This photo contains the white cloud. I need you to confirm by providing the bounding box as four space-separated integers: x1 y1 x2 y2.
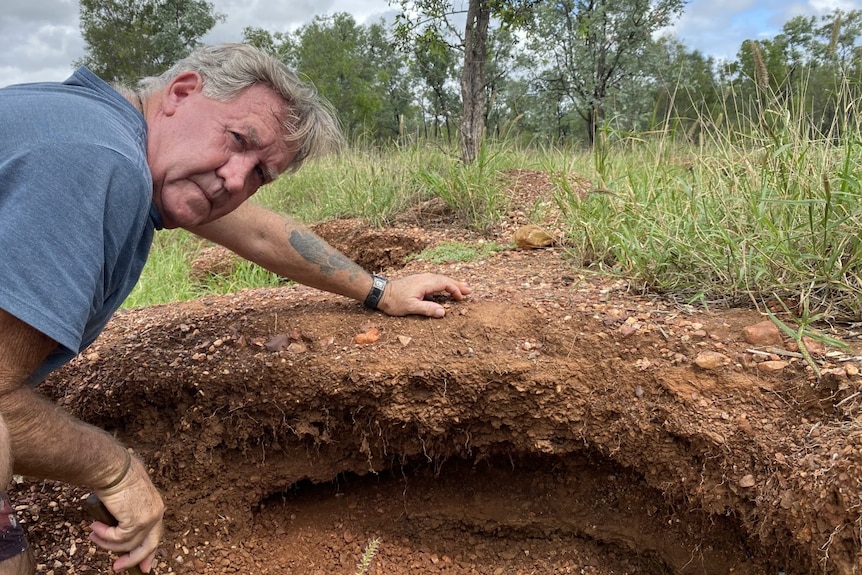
809 0 859 10
0 0 82 86
669 0 862 62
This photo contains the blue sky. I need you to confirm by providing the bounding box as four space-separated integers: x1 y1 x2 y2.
0 0 859 87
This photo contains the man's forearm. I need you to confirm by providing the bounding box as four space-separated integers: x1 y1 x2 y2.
2 386 130 488
189 202 375 302
0 310 129 489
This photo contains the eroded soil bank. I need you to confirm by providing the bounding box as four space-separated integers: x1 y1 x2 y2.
26 243 862 575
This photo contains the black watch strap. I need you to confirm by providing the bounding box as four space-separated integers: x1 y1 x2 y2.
363 274 388 310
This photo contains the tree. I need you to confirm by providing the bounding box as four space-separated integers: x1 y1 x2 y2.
290 13 383 137
244 15 412 142
722 9 862 136
647 36 720 141
527 0 686 145
363 20 417 140
77 0 223 83
459 0 492 164
483 26 532 140
394 0 538 164
409 27 460 139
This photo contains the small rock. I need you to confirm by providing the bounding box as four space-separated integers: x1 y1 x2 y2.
694 351 731 370
619 324 638 337
397 335 412 346
513 224 554 249
742 320 782 346
286 342 307 354
264 334 290 352
354 327 381 345
757 360 788 373
801 336 826 355
739 474 756 488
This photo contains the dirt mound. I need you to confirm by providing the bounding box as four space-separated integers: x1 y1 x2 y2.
17 170 862 574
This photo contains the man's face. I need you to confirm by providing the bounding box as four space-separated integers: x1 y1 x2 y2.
147 72 296 229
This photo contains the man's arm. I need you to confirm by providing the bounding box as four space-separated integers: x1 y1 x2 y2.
189 202 471 317
0 310 163 572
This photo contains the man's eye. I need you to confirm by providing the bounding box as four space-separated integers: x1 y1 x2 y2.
231 132 245 146
255 166 266 182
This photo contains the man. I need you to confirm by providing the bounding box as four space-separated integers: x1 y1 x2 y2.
0 43 470 574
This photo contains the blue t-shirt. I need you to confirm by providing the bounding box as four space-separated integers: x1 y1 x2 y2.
0 67 161 384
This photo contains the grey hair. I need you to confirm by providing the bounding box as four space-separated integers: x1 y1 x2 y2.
137 43 343 174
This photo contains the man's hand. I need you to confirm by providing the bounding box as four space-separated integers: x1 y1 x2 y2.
377 273 471 318
90 456 165 573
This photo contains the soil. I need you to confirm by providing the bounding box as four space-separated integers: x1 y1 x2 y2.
17 169 862 574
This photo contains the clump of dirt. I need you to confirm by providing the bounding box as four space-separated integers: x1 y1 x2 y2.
18 169 862 574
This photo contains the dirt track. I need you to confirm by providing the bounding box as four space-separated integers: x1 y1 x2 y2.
17 171 862 574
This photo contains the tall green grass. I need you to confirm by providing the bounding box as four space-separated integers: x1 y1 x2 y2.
547 81 862 320
123 230 286 308
128 77 862 322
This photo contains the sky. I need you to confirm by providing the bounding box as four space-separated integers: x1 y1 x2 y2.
1 0 859 88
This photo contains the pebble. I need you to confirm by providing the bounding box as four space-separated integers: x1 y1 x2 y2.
694 351 731 370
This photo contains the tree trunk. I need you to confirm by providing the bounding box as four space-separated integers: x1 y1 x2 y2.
460 0 491 164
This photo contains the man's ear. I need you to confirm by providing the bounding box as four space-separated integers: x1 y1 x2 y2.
162 71 203 116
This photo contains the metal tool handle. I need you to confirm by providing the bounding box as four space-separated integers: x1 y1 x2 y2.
85 493 145 575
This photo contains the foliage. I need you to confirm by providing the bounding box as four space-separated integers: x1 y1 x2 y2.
76 0 224 83
130 122 862 324
409 27 460 140
394 0 539 163
415 144 513 231
549 74 862 321
407 240 507 264
525 0 686 145
244 15 415 142
719 9 862 137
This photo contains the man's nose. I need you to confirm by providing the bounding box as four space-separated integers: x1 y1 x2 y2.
219 154 257 193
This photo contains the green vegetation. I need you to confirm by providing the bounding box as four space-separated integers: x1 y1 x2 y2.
89 1 860 325
124 231 206 308
77 0 223 83
407 241 507 264
123 231 284 308
129 86 862 323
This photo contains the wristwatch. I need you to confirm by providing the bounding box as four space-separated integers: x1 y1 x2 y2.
363 274 388 310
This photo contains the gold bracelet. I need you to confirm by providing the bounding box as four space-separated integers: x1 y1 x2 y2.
100 449 132 491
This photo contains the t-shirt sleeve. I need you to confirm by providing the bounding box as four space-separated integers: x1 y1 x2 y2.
0 143 147 353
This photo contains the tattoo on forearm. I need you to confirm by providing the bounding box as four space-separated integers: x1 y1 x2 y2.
289 229 362 279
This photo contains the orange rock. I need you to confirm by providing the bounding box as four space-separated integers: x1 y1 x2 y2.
801 336 825 355
742 320 782 346
354 327 380 345
757 360 788 373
